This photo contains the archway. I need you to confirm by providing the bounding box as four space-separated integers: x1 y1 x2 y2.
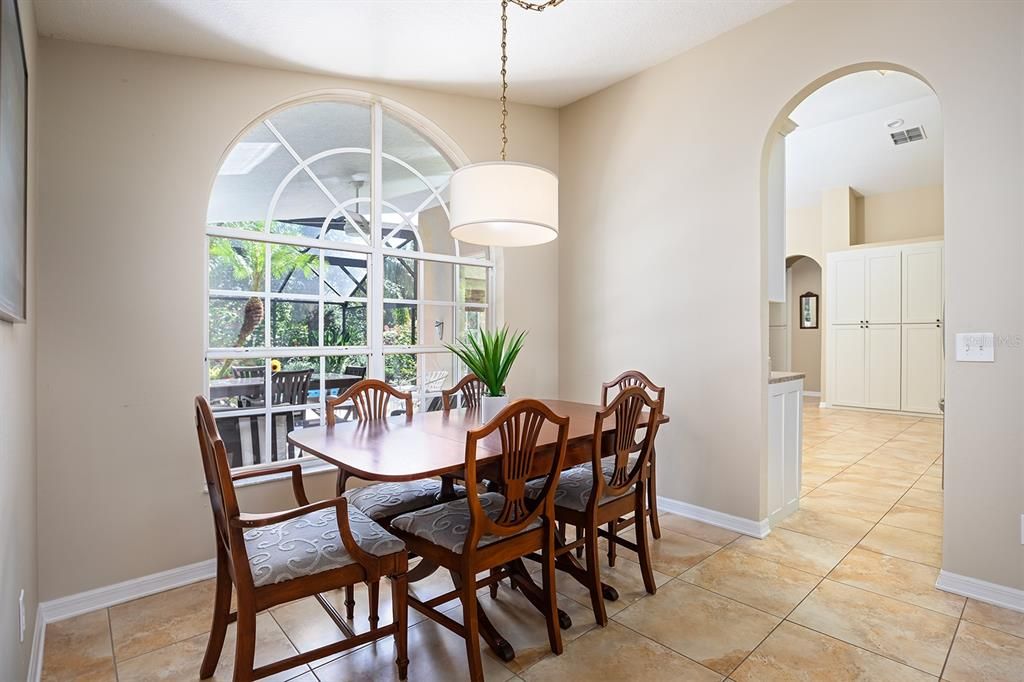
761 66 946 561
786 255 823 396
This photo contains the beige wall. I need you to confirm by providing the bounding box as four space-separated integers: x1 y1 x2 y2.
559 0 1023 590
858 184 943 244
34 38 559 600
789 185 944 262
786 205 821 262
787 257 821 393
0 1 37 677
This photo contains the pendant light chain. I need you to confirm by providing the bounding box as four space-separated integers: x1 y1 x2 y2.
498 0 565 161
500 0 509 161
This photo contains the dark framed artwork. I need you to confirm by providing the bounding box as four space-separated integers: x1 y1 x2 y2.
0 0 26 322
799 291 819 329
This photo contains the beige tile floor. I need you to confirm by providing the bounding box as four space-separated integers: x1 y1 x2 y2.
42 400 1024 681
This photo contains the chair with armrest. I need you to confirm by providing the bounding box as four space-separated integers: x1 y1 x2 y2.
389 400 570 682
194 395 409 681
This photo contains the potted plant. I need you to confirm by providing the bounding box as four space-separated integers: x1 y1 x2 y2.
444 326 526 410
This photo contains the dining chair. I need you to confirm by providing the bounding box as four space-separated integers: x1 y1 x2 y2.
232 364 267 409
326 379 455 626
231 365 266 379
389 400 570 682
272 369 315 457
531 386 662 626
194 396 410 681
601 370 666 565
344 364 367 378
441 373 488 411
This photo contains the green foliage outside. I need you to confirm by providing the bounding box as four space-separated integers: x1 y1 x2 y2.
207 221 486 390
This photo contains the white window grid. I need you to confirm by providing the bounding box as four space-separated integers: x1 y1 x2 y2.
205 99 495 471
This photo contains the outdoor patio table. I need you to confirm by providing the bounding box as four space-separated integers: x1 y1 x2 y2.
209 372 362 402
287 399 669 663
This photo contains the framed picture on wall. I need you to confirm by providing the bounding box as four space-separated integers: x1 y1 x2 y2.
799 291 818 329
0 0 26 322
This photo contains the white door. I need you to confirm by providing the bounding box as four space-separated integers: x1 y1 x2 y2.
831 325 866 407
830 252 866 325
902 323 944 414
903 243 944 323
865 248 902 324
866 324 902 410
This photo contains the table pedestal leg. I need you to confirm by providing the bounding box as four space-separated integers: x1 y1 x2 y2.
506 559 573 629
448 570 516 662
407 557 441 583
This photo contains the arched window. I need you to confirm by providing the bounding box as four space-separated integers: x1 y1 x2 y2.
205 97 493 469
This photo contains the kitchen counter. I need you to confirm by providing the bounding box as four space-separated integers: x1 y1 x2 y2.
769 371 806 384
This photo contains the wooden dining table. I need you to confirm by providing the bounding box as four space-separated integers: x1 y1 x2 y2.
288 399 670 662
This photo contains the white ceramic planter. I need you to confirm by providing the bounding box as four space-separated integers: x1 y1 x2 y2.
479 394 510 420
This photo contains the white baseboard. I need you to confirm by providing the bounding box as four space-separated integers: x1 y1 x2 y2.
28 558 215 681
39 558 216 625
27 604 45 682
936 570 1024 613
803 390 821 397
657 496 771 538
818 401 831 408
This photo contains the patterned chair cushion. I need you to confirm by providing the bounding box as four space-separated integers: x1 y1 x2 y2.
244 504 404 587
391 492 541 553
344 479 463 521
602 453 640 477
526 461 636 512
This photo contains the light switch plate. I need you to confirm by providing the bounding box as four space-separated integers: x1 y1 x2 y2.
955 332 994 362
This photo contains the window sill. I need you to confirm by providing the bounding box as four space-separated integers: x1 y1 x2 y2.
200 461 336 494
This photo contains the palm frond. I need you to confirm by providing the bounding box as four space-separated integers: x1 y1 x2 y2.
444 325 527 397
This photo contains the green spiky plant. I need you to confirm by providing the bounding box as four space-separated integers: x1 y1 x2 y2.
444 326 526 397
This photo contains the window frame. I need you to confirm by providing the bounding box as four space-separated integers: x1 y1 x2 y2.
204 95 498 473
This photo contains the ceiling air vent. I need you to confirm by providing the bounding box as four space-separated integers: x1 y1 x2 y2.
890 126 927 146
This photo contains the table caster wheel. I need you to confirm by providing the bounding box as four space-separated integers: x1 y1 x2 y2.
495 639 516 662
558 609 572 629
602 585 619 602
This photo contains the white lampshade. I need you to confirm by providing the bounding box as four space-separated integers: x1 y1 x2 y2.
449 162 558 247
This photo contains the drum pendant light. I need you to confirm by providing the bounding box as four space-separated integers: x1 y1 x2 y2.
449 0 562 247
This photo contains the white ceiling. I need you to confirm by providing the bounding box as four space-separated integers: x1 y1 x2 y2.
787 72 942 209
33 0 789 108
790 70 935 129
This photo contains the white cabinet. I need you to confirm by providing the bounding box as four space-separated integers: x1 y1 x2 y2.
865 250 902 323
826 241 943 414
830 252 866 324
866 325 902 410
903 244 944 323
829 324 901 410
829 248 901 324
831 326 867 406
902 324 944 414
